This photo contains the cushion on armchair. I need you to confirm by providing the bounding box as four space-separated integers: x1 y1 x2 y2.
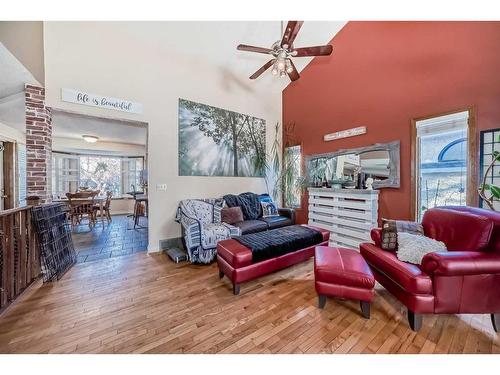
396 232 447 265
381 219 424 251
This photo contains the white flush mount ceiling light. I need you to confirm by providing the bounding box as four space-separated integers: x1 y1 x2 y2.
82 135 99 143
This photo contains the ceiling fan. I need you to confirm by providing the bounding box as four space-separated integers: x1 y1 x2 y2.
237 21 333 82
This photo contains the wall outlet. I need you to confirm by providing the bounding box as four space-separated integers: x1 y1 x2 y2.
156 183 167 191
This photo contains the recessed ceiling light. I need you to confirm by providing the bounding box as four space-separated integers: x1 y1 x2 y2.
82 135 99 143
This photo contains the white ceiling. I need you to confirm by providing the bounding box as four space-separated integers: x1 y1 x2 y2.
109 21 346 89
1 21 346 139
0 42 39 131
52 110 147 145
0 42 39 98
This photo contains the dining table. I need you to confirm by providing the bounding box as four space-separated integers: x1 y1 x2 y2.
53 196 108 225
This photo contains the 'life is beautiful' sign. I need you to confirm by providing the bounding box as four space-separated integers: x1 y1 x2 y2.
61 88 143 114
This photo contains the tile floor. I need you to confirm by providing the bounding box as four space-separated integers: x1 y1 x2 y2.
72 214 148 263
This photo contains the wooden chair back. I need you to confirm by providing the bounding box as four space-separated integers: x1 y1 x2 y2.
66 192 95 215
104 191 113 210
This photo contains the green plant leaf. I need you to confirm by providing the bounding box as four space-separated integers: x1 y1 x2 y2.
490 185 500 199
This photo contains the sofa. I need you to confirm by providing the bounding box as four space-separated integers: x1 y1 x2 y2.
360 206 500 332
176 192 295 264
223 192 295 234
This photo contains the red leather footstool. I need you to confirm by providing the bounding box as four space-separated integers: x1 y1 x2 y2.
314 246 375 319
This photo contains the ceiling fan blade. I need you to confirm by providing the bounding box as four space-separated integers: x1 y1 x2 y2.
281 21 303 48
237 44 273 54
293 45 333 57
287 59 300 82
250 59 276 80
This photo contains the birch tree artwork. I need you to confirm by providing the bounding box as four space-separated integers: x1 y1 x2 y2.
178 98 266 177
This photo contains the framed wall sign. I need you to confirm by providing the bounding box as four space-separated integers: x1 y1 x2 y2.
61 88 143 114
324 126 367 142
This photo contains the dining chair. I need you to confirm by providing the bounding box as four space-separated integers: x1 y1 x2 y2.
94 191 113 224
66 192 96 228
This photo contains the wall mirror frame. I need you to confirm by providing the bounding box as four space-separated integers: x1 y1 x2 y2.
305 140 401 189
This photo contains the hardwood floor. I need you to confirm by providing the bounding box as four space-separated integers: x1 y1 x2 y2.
0 252 498 354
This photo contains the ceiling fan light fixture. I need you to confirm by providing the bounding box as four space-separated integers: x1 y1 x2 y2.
82 135 99 143
237 21 332 81
277 60 286 71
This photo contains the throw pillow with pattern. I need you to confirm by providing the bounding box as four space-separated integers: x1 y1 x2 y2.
261 201 279 217
381 219 424 251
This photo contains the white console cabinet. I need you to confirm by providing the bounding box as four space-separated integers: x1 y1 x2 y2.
308 188 379 250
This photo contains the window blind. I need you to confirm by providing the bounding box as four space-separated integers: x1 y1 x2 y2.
416 111 468 137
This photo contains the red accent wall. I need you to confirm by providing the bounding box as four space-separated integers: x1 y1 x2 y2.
283 21 500 224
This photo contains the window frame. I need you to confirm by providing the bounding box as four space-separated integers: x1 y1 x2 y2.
410 107 478 221
282 143 303 209
51 151 144 198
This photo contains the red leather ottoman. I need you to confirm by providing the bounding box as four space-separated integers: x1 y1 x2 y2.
314 246 375 319
217 225 330 295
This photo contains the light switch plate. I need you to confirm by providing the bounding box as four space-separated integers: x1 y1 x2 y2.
156 183 167 191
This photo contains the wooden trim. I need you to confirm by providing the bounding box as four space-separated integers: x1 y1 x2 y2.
410 119 418 221
410 106 478 221
2 142 15 210
467 107 478 207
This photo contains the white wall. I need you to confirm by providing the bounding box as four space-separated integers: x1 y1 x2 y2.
43 22 282 251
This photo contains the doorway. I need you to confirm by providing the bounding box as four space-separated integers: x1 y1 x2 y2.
0 140 16 210
51 109 149 263
411 108 477 220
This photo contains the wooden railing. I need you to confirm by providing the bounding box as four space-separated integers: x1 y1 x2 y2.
0 206 40 312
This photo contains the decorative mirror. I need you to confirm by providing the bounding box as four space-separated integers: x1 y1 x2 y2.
305 140 400 189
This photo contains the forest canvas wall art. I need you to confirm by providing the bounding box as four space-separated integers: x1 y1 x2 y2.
178 98 266 177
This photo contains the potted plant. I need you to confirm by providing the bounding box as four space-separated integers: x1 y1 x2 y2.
257 122 306 207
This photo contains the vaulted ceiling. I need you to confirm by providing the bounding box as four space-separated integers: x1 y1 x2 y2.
0 21 346 143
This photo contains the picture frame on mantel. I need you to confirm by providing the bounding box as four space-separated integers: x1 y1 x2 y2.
304 140 401 189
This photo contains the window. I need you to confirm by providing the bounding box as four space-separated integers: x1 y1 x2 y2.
415 111 469 220
52 153 144 198
283 145 302 208
122 158 143 193
52 154 79 198
80 155 122 195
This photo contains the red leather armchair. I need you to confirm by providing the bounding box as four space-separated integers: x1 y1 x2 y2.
360 207 500 332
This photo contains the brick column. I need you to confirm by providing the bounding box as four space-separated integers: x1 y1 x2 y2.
25 84 52 203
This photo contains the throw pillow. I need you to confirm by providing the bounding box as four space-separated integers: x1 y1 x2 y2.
221 206 244 225
381 219 424 251
261 201 279 217
258 193 273 203
396 232 447 265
